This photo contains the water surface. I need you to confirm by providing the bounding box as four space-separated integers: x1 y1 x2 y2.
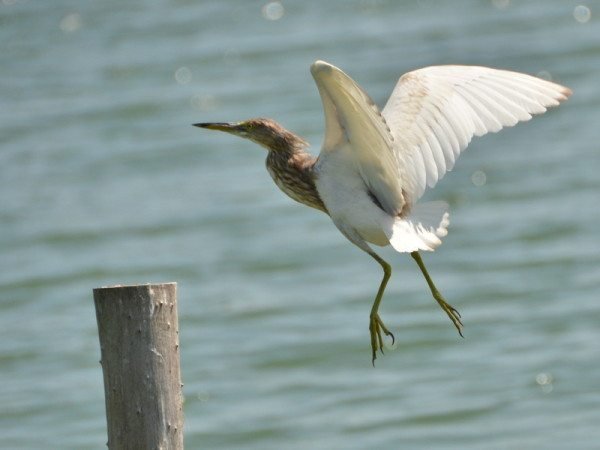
1 1 599 448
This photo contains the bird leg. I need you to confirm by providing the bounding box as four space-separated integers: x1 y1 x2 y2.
411 251 464 336
368 252 395 365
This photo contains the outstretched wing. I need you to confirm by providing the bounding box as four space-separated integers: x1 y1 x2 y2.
381 65 572 203
311 60 406 216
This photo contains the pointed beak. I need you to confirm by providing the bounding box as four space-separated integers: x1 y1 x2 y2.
193 122 238 132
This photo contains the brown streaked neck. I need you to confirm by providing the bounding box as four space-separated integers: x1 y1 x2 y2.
264 134 328 214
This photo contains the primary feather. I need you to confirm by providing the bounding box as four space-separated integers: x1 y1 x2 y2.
381 65 572 206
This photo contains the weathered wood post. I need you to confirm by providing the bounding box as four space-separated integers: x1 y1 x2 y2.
93 283 184 450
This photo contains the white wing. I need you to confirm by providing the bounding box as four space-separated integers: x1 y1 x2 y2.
311 60 406 216
381 65 572 203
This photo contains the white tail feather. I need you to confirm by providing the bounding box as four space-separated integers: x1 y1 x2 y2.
388 201 450 252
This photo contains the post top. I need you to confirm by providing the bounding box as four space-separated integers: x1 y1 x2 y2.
93 282 177 293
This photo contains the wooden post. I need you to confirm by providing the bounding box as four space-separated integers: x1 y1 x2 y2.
93 283 183 450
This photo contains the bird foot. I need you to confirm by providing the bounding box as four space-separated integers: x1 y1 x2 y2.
433 291 464 337
369 313 395 365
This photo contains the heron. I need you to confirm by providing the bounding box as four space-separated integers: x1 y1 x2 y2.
195 60 571 364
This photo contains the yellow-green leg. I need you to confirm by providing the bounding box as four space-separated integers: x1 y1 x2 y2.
368 251 395 365
411 251 464 336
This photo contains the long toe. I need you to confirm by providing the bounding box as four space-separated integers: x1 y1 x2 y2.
434 292 464 336
369 314 395 365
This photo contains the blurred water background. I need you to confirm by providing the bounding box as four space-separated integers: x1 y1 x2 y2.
1 0 599 448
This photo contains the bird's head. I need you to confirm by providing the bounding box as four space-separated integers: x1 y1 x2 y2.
194 118 307 152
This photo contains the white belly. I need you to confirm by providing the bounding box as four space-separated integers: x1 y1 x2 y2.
315 149 393 247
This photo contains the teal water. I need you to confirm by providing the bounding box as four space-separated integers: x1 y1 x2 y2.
1 1 599 448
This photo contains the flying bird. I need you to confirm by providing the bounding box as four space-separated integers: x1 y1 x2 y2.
196 60 571 364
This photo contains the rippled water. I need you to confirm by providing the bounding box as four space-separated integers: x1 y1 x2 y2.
1 1 599 448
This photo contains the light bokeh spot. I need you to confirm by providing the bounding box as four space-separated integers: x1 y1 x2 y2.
536 372 554 393
262 1 284 21
573 5 591 23
471 170 487 187
175 66 192 85
59 12 82 33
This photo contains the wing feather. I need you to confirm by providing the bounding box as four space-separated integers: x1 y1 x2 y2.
455 86 503 133
311 62 571 217
382 65 571 203
312 61 406 215
421 119 446 175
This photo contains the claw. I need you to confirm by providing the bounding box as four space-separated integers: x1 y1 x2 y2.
433 290 464 337
369 314 395 365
